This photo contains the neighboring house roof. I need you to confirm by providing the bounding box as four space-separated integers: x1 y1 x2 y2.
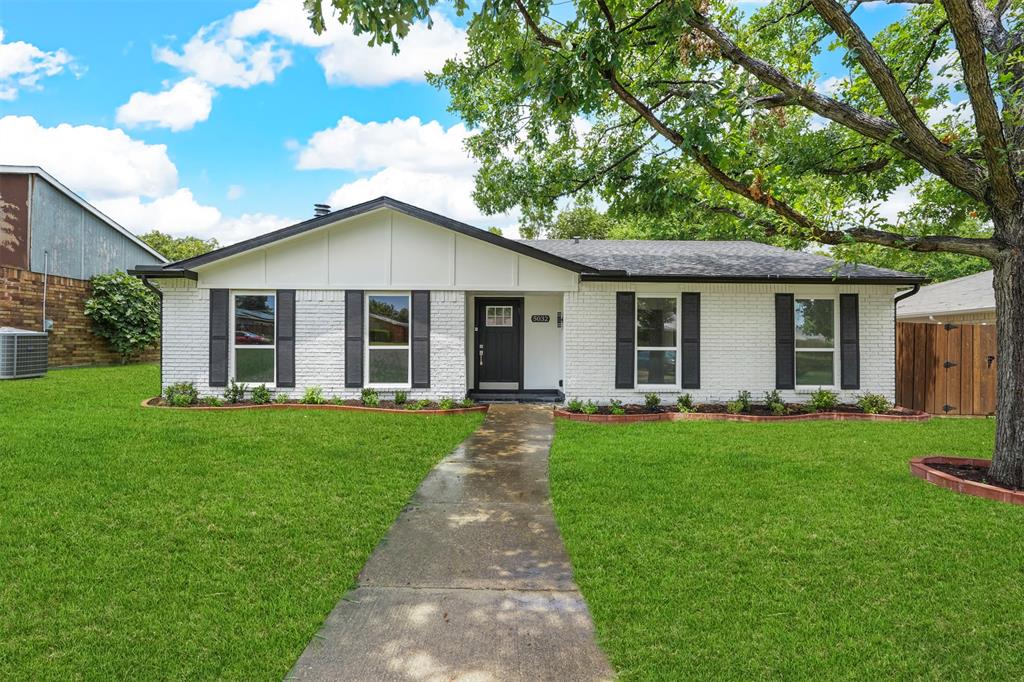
132 195 924 284
0 165 168 263
897 269 994 319
521 239 926 284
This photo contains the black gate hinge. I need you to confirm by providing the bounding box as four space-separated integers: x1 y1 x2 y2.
943 404 955 413
943 360 958 368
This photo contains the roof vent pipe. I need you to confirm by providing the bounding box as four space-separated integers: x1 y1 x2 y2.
313 203 331 218
572 235 581 243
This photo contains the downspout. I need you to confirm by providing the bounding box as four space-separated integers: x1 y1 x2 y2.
893 284 921 405
41 250 48 333
140 275 163 396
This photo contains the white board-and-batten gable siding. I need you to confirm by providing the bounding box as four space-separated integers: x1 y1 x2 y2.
194 208 578 292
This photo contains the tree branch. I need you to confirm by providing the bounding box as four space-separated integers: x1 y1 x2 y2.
687 12 989 201
817 227 1003 258
595 0 616 32
511 0 562 47
942 0 1020 213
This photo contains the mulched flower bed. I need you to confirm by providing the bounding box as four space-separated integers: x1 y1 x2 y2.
909 456 1024 505
141 397 488 415
557 403 929 423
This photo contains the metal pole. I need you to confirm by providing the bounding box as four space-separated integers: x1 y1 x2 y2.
42 250 48 333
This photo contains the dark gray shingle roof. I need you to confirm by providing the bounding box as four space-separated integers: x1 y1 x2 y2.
519 239 925 283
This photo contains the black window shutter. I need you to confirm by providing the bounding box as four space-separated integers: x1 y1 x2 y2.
345 290 364 388
276 290 296 388
209 289 229 387
615 292 635 389
411 291 430 388
839 293 860 389
681 293 700 389
775 293 795 389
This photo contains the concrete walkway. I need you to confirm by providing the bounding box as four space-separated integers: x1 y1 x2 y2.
288 404 614 681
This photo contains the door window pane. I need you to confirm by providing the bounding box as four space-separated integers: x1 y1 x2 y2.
637 297 677 347
369 295 410 345
795 299 834 348
236 348 274 382
369 348 409 384
638 350 677 385
796 351 834 386
235 295 275 345
486 305 513 327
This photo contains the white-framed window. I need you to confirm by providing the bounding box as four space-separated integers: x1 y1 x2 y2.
485 305 513 327
636 294 678 387
794 297 837 387
366 292 411 387
232 292 276 384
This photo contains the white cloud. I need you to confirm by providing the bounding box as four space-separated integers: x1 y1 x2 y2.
154 24 291 89
0 27 77 100
226 184 246 200
94 189 295 244
297 116 473 173
229 0 333 47
816 76 846 97
116 77 215 132
876 184 915 224
0 115 178 199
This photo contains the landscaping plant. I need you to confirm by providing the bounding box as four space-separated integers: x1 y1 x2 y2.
582 400 599 415
644 393 661 410
393 390 408 405
460 397 474 408
301 386 326 405
857 393 892 415
199 396 223 407
764 390 786 416
809 388 840 412
566 398 584 414
83 271 160 362
438 397 456 410
223 380 246 404
360 388 380 407
677 394 695 413
164 382 198 407
273 394 289 404
250 384 271 405
609 399 625 416
727 390 752 415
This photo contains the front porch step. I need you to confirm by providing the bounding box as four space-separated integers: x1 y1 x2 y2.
468 390 564 404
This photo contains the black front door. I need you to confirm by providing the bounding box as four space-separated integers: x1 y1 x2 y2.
475 298 523 389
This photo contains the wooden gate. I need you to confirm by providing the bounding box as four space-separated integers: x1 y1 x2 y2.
896 322 997 415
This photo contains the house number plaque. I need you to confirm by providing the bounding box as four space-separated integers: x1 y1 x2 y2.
531 315 550 323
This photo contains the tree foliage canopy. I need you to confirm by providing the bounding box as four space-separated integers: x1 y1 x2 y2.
84 271 160 362
140 231 219 262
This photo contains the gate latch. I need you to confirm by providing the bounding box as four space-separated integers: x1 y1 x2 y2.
943 360 958 369
987 355 996 368
942 404 955 413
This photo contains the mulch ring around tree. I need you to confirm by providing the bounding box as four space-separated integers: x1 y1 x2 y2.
910 456 1024 505
556 404 930 423
141 397 489 415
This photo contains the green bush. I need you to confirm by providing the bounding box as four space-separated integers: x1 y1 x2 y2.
83 271 160 362
460 397 474 408
764 390 786 415
200 396 223 407
164 382 198 407
857 392 892 414
809 388 839 411
223 380 246 404
726 390 752 414
361 388 380 407
302 386 325 405
251 384 271 405
609 399 625 415
405 399 431 411
273 393 290 404
644 393 661 409
582 400 599 415
677 393 695 413
566 398 584 413
438 397 456 410
329 397 345 405
393 390 408 405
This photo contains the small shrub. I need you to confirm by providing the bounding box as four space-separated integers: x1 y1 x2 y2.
566 398 584 413
438 397 456 410
393 390 408 405
164 382 198 407
329 397 345 405
200 396 223 407
223 379 246 404
404 401 421 411
809 388 839 411
857 392 892 414
460 397 475 408
361 388 380 407
763 389 786 415
644 392 661 409
274 393 290 404
677 393 695 413
582 400 599 415
418 399 432 409
609 399 625 415
726 390 752 414
251 384 271 405
302 386 326 405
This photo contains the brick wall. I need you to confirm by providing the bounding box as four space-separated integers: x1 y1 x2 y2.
160 282 467 399
1 266 158 368
563 281 898 404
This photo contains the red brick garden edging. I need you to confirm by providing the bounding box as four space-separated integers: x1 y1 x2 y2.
142 397 489 415
554 408 930 423
909 456 1024 505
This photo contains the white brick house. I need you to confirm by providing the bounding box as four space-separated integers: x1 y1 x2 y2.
132 197 925 404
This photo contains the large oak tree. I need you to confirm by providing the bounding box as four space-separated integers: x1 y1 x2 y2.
307 0 1024 484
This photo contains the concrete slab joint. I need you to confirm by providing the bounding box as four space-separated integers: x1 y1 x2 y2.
288 404 614 681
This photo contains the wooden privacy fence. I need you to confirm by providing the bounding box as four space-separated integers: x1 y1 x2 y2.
896 322 997 416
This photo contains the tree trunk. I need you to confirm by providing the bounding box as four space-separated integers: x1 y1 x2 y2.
986 212 1024 488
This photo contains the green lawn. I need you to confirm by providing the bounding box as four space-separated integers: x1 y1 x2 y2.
0 364 482 679
549 417 1023 680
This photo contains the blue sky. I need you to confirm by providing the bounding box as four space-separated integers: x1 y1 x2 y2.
0 0 911 244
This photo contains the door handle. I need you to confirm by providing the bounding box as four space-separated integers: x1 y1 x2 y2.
478 347 484 366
